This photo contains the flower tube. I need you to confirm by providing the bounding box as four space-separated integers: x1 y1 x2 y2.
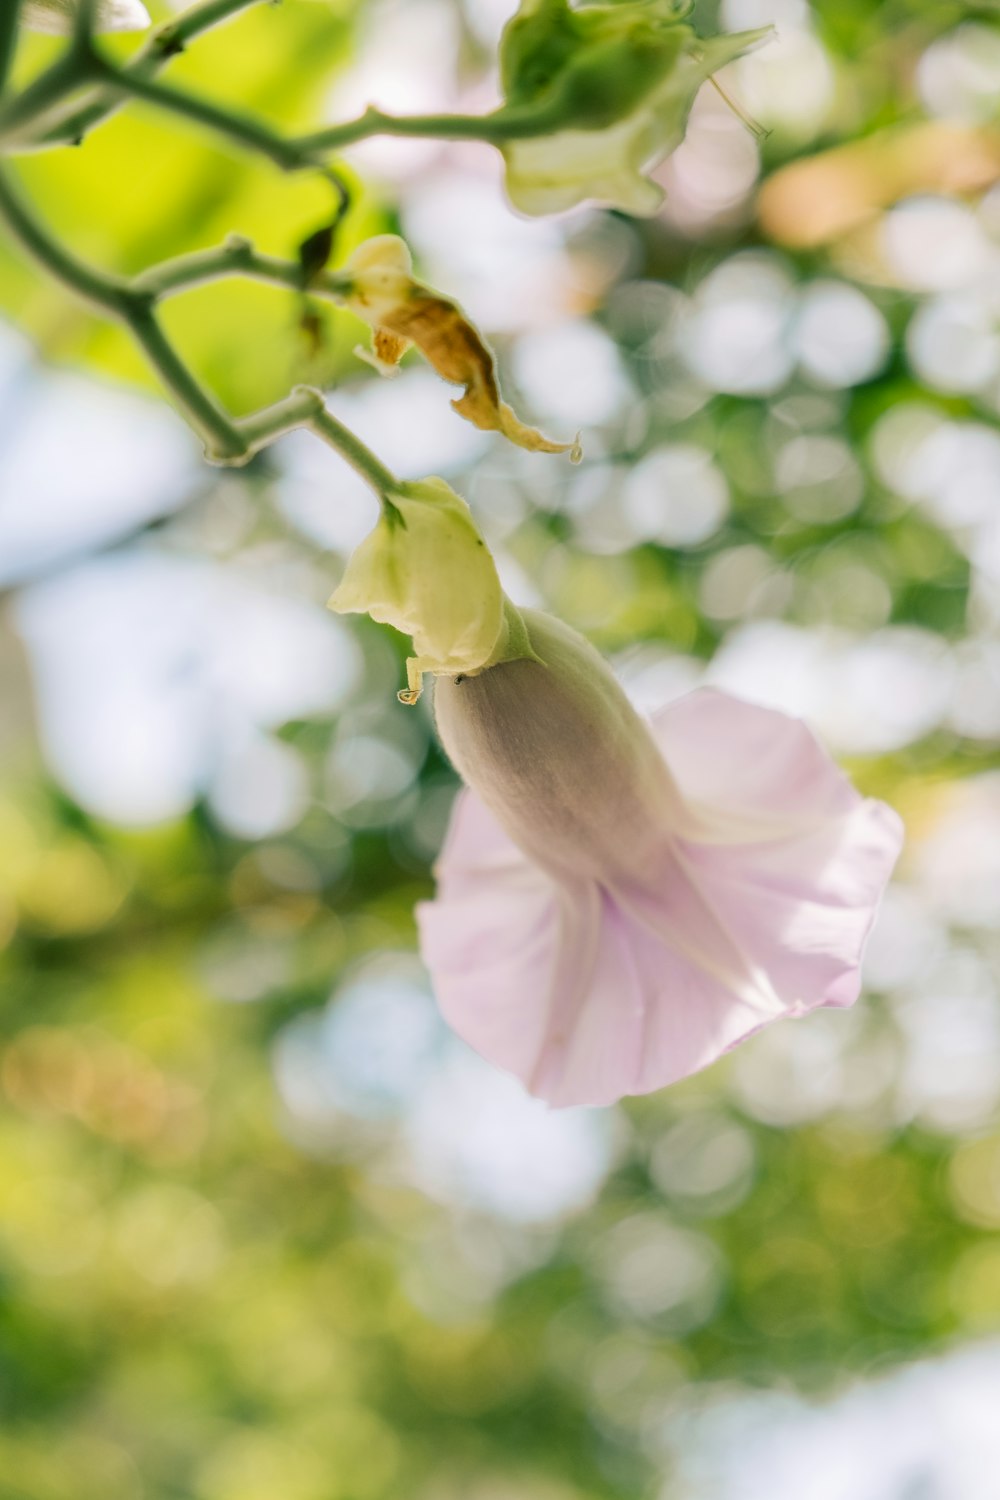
418 610 903 1108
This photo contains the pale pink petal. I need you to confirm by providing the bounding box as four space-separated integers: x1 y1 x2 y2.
419 795 643 1103
418 812 789 1107
600 892 792 1101
535 883 791 1108
652 688 860 841
653 689 903 1014
417 813 574 1087
418 803 784 1107
432 787 525 898
418 689 903 1109
529 886 645 1108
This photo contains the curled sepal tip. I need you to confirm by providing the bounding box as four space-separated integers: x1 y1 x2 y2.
338 236 580 460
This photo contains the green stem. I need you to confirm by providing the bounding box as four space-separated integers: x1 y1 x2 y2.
130 234 350 302
0 161 128 312
298 99 566 154
0 162 245 459
309 405 399 498
0 165 400 486
0 53 92 143
20 61 546 170
0 0 22 101
73 0 99 47
210 387 401 494
4 53 560 162
156 0 263 50
71 0 263 136
95 63 307 170
129 310 246 459
0 0 262 147
234 384 325 459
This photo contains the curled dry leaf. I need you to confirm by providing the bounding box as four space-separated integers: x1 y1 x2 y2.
341 237 581 461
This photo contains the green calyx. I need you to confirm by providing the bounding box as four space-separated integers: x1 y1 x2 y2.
499 0 695 131
327 475 541 705
497 9 773 218
483 596 545 674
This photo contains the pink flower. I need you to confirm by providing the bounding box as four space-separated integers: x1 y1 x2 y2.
417 610 903 1108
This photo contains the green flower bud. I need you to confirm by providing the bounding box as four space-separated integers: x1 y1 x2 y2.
328 477 534 704
501 0 691 131
496 0 771 216
23 0 150 32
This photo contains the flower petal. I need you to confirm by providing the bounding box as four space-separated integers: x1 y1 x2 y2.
418 797 792 1107
419 688 903 1108
418 791 574 1087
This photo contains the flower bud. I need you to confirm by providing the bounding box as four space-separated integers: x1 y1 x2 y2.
328 477 532 704
501 0 690 131
497 0 771 215
23 0 150 32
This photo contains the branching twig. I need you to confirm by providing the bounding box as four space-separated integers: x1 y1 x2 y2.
0 163 246 458
0 0 556 490
129 234 350 302
0 163 406 490
230 385 400 493
82 49 313 170
0 14 560 162
28 0 261 146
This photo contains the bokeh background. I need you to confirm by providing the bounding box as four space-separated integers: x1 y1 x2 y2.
2 0 1000 1496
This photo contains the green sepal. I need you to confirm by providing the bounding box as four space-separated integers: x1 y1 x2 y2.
483 597 546 673
500 0 693 130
